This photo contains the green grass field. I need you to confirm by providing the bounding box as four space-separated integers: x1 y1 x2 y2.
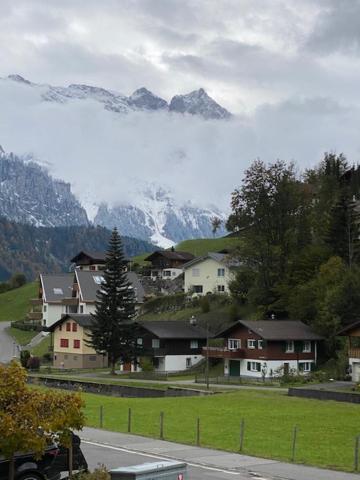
6 326 38 345
0 282 37 322
79 389 360 472
30 335 51 356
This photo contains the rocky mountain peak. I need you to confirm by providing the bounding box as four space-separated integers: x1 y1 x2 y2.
129 87 168 110
8 74 32 85
169 88 231 120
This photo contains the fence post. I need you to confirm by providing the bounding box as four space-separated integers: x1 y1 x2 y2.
355 435 360 471
160 411 164 440
196 418 200 446
128 407 132 433
99 405 103 428
291 426 298 462
239 419 245 452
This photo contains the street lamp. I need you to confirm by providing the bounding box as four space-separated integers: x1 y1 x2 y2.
190 315 210 390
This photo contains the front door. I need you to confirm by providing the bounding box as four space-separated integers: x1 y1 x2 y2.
229 360 240 376
284 362 289 375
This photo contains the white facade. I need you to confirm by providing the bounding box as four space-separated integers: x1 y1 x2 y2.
349 358 360 382
184 257 235 295
161 268 183 280
134 354 204 373
224 358 315 378
42 303 66 327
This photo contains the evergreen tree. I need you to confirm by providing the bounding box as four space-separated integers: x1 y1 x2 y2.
87 228 139 374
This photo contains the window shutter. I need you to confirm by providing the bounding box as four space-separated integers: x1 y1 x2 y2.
283 341 287 352
262 340 267 349
247 361 251 371
257 363 261 372
311 362 316 372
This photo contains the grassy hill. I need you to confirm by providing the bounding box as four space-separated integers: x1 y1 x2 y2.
0 282 37 322
132 236 242 265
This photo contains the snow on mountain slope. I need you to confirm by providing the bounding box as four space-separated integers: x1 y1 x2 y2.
169 88 232 120
94 183 227 247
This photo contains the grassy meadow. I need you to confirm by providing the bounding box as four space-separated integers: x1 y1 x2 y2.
78 388 360 472
0 282 37 322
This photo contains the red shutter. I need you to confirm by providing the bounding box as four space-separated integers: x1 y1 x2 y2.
60 338 69 348
74 339 80 349
66 323 71 332
72 322 77 332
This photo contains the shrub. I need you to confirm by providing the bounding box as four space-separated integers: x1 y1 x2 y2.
74 466 110 480
139 357 154 372
200 296 210 313
20 350 31 369
27 356 40 371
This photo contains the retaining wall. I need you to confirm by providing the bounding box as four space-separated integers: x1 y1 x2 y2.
288 387 360 404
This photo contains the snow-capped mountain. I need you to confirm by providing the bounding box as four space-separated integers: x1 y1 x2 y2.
4 74 232 120
94 184 227 247
169 88 231 120
0 146 89 227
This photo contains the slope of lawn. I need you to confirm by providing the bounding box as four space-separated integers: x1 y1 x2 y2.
81 389 359 472
6 326 38 345
0 282 37 322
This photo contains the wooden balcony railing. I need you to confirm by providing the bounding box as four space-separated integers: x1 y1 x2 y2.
30 298 42 305
202 347 245 359
349 347 360 359
27 312 43 321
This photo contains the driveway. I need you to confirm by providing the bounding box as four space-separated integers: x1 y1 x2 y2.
0 321 19 363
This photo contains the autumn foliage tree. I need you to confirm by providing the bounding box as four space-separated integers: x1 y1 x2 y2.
0 361 85 480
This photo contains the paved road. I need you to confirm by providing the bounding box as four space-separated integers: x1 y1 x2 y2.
81 427 359 480
0 321 19 363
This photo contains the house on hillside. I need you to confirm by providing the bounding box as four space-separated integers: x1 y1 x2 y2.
183 252 241 295
31 268 145 328
70 251 130 271
48 313 107 368
206 320 322 378
133 320 208 372
338 321 360 382
144 249 194 280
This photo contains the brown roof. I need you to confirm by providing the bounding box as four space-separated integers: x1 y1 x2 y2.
216 320 323 341
144 250 195 262
337 321 360 336
138 320 208 339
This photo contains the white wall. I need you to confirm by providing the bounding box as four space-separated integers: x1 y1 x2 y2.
349 358 360 382
163 354 203 372
44 303 66 327
162 268 183 280
184 258 234 295
224 358 314 378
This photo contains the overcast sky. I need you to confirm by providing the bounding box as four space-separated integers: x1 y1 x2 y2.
1 0 360 211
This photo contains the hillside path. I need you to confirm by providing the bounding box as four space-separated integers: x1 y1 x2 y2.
0 321 20 363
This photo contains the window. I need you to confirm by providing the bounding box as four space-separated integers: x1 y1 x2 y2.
286 340 294 353
258 340 263 350
90 265 96 271
66 322 71 332
137 338 143 345
72 322 77 332
193 285 203 293
93 275 105 285
190 340 198 349
247 339 256 349
79 305 84 313
73 339 80 349
247 361 261 372
299 362 311 372
43 305 47 312
58 325 62 331
73 356 78 361
303 341 311 353
53 288 63 295
217 268 225 277
89 355 96 361
228 339 241 350
186 358 192 368
60 338 69 348
217 285 225 292
163 270 171 277
192 268 200 277
152 339 160 349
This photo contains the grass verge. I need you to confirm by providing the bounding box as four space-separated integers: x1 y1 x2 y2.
6 327 38 346
0 282 37 322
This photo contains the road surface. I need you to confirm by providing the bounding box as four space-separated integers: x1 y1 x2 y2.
81 427 359 480
0 321 19 363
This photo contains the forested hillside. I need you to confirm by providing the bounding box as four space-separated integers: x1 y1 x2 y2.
0 218 153 280
227 153 360 358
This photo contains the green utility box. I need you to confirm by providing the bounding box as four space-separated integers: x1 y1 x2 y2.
109 461 187 480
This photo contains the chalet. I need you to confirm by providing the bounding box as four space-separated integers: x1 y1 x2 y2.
131 320 208 372
338 321 360 382
32 269 145 328
70 251 130 271
144 249 195 280
48 314 107 369
207 320 322 378
183 252 241 295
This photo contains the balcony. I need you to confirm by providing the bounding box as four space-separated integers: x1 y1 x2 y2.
30 298 42 306
202 347 245 359
62 298 78 306
349 347 360 359
27 312 43 321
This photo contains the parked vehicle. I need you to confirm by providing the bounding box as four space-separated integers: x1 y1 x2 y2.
0 433 88 480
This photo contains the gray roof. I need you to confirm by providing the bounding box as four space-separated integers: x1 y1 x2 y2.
139 320 208 339
217 320 323 341
76 270 145 303
182 252 241 269
40 273 74 303
47 314 94 331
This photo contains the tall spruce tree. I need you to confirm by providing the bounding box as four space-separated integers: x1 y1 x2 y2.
87 228 139 374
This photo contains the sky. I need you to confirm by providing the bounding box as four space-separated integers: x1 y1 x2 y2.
1 0 360 212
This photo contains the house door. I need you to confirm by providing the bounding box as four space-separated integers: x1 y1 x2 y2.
284 363 289 375
229 360 240 376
